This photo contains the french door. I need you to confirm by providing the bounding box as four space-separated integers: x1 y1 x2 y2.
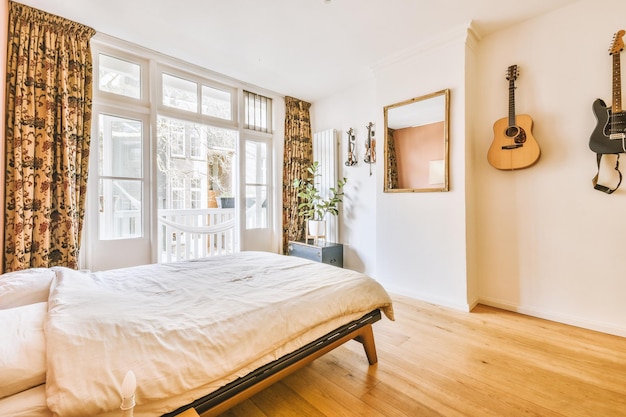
84 108 152 271
241 136 273 252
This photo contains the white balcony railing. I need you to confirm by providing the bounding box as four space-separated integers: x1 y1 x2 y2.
158 208 236 263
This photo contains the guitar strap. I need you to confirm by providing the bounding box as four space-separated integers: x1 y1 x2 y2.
592 153 622 194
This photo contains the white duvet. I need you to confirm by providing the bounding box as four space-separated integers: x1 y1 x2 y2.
38 251 393 416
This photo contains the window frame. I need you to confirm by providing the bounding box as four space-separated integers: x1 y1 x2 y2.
157 65 238 130
91 106 151 239
93 45 150 108
243 136 271 230
86 34 281 269
244 90 273 133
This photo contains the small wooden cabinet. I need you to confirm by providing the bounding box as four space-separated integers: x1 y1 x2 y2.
287 240 343 268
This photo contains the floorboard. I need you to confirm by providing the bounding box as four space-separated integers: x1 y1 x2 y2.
218 294 626 416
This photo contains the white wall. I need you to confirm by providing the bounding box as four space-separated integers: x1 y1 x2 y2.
474 0 626 336
373 27 475 311
312 0 626 337
310 79 378 276
312 26 477 311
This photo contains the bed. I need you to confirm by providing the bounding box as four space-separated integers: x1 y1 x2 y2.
0 251 393 417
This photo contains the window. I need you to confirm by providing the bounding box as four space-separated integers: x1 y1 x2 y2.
158 118 185 157
90 39 275 268
156 116 237 210
244 91 272 133
171 176 185 209
98 114 144 240
162 73 197 112
190 126 203 159
202 85 232 120
190 178 202 209
245 140 268 229
98 54 141 99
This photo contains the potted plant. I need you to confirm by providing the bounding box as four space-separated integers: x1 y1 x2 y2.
293 161 347 242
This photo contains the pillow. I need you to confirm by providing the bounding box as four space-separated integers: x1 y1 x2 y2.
0 302 47 399
0 384 52 417
0 268 54 309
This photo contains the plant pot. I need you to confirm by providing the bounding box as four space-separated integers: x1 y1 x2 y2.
219 197 235 208
307 219 326 238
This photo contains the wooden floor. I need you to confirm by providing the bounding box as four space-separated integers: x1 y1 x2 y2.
219 295 626 417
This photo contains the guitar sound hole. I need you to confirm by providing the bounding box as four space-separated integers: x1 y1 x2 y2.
506 126 526 144
506 126 519 137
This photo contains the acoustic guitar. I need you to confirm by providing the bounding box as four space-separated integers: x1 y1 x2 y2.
487 65 541 170
590 30 626 155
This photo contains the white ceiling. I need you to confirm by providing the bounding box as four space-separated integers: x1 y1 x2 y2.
15 0 579 102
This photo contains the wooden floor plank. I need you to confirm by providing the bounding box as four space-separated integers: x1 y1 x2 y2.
216 295 626 416
283 365 389 417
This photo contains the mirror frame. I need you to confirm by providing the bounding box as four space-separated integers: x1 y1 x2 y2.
383 88 450 193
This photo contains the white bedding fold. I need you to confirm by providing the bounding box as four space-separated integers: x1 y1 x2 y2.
44 251 393 417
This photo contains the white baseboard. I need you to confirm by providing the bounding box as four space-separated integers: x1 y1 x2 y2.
478 296 626 338
386 286 474 312
384 288 625 338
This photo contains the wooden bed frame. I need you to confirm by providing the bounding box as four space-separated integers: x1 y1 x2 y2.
163 309 382 417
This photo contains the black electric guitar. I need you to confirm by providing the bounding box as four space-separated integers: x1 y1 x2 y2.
488 65 541 170
590 30 626 154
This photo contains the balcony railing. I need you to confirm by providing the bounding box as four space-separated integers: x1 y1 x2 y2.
158 208 236 263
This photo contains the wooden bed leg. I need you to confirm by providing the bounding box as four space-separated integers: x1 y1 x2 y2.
354 324 378 365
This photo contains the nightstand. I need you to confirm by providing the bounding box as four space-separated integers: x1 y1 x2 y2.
287 240 343 268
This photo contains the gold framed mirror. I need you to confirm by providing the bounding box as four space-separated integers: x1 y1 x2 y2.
384 89 450 193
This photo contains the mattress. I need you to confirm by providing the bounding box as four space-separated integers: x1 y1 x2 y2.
0 251 393 417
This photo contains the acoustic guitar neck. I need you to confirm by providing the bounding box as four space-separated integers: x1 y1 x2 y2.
507 71 517 128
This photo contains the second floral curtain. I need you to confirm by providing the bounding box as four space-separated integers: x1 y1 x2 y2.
282 96 313 253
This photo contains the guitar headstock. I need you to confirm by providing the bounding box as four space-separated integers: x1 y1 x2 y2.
506 65 519 82
609 30 625 55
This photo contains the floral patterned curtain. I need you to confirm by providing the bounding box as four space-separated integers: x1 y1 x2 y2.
282 96 313 253
386 128 399 189
4 2 95 272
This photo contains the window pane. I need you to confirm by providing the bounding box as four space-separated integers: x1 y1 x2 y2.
202 85 232 120
191 178 202 209
246 185 267 229
244 91 272 133
162 73 198 112
98 54 141 99
99 114 142 178
171 180 185 209
156 116 237 210
172 123 185 157
99 179 142 239
245 141 267 184
245 141 268 229
190 127 202 158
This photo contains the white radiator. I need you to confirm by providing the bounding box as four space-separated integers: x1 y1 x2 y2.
313 129 339 243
